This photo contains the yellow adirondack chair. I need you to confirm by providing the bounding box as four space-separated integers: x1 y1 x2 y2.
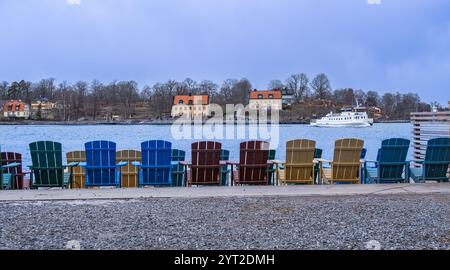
275 139 317 185
319 138 364 184
116 150 141 188
66 151 86 189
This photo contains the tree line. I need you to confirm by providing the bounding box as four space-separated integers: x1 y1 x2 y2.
0 73 437 121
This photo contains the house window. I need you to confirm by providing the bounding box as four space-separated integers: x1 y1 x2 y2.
258 94 263 99
178 100 184 105
8 105 13 111
269 94 274 99
15 105 20 111
188 100 193 105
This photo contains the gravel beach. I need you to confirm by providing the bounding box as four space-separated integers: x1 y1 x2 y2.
0 194 449 250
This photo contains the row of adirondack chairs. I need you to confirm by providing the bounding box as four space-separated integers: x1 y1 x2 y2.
1 137 449 189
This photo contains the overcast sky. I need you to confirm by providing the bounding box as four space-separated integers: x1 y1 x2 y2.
0 0 449 104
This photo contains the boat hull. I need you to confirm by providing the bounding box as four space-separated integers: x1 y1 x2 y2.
310 121 373 128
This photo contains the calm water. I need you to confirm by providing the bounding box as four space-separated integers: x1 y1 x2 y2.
0 123 412 165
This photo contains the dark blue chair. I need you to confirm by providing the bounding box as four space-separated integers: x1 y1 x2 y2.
409 137 450 183
365 138 410 184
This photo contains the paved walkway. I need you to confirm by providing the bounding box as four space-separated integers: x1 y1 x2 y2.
0 183 449 202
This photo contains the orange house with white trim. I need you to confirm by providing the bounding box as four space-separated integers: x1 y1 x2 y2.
249 90 282 111
171 95 210 118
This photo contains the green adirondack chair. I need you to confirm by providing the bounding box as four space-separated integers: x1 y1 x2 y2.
220 149 230 186
29 141 78 188
364 138 410 184
171 149 186 187
409 137 450 183
0 146 20 190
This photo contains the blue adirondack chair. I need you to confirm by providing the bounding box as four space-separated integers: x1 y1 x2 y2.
132 140 173 187
409 137 450 183
81 141 127 187
364 138 410 184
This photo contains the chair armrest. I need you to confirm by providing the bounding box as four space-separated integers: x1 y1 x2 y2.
117 161 128 167
219 160 228 166
2 162 21 169
270 160 284 165
179 161 189 166
316 158 332 164
132 161 141 167
64 162 79 168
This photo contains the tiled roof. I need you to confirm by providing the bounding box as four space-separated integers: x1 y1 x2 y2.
3 100 27 112
249 90 282 100
173 95 209 105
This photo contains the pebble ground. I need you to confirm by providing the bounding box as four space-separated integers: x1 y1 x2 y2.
0 194 449 250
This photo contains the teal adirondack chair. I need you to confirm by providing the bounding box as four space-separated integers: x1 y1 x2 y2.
220 149 230 186
364 138 410 184
171 149 186 187
313 148 323 183
267 149 276 185
409 137 450 183
0 146 20 190
29 141 78 188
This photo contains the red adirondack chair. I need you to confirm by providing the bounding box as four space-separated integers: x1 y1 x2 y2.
1 152 26 189
181 141 225 186
231 141 271 185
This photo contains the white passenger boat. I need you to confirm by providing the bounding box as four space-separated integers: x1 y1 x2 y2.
310 106 374 128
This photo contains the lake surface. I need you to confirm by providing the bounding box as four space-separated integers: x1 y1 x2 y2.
0 123 412 165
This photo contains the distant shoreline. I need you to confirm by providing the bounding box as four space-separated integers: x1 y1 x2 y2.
0 120 410 125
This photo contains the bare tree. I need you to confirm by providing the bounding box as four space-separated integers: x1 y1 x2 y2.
198 80 218 97
366 91 380 107
311 73 332 100
89 80 103 120
285 73 310 102
117 81 139 119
